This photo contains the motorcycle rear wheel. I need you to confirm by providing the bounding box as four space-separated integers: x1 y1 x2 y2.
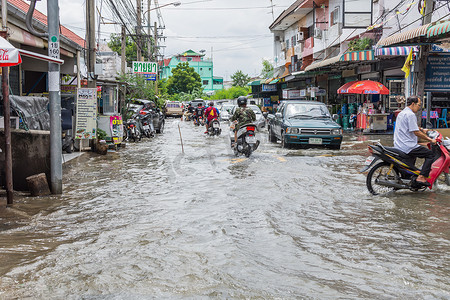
366 163 400 195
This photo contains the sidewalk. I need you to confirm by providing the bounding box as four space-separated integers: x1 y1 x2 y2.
62 152 85 164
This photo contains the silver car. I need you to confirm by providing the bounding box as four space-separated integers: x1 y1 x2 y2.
219 104 236 122
230 104 266 130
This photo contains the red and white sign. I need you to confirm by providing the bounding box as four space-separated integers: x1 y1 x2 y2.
0 37 22 66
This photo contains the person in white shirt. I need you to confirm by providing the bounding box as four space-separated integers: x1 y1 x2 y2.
394 96 437 186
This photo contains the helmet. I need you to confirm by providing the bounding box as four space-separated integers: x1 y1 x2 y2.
209 101 214 106
237 96 247 107
198 103 202 107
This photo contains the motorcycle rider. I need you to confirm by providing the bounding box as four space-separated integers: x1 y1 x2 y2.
193 103 205 125
204 101 220 134
230 96 256 147
184 103 195 121
394 95 437 186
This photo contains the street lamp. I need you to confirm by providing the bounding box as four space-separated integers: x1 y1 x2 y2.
142 2 181 19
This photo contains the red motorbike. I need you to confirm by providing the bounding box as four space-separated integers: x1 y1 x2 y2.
361 130 450 195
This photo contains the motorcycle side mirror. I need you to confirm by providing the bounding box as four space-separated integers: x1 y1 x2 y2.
426 121 433 129
332 114 339 121
262 112 269 118
275 112 282 118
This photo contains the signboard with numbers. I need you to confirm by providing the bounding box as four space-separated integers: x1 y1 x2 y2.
75 88 97 139
133 61 158 74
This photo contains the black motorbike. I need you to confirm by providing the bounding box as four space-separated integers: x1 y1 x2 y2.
232 123 260 157
125 117 142 142
207 118 221 136
139 110 155 138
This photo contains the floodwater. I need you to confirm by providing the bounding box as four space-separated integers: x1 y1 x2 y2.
0 119 449 299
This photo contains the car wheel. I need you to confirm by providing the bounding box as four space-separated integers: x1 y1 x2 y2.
281 132 288 148
268 127 277 143
330 144 341 150
157 121 165 133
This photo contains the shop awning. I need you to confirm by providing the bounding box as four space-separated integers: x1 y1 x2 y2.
427 21 450 38
269 78 280 84
340 50 374 61
376 24 430 47
375 46 418 56
304 55 340 72
248 80 261 86
18 49 64 65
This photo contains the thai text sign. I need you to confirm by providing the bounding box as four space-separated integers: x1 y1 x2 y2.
75 88 97 139
133 61 158 74
425 54 450 91
110 116 123 144
262 84 277 92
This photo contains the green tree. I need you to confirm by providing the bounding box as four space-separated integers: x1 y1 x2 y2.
208 86 250 100
166 62 202 95
108 33 150 68
261 59 274 78
231 70 251 87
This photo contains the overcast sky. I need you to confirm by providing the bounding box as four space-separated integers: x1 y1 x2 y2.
35 0 294 81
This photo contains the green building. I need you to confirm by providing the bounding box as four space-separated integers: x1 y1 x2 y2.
160 50 223 93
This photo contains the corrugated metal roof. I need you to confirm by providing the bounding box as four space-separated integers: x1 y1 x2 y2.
8 0 85 48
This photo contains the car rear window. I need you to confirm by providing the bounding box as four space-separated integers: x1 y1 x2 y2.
167 103 181 108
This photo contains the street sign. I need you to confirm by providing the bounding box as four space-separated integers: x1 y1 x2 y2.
133 61 158 74
143 74 157 81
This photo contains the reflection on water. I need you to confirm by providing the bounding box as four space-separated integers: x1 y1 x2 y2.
0 120 449 299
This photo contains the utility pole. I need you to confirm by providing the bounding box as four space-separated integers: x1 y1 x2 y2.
147 0 151 61
87 0 96 88
1 0 13 204
48 0 62 194
136 0 142 61
414 0 435 99
121 25 126 114
154 21 158 94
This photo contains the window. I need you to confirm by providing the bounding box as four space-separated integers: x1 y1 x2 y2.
203 80 209 85
343 0 372 28
200 68 203 70
330 7 340 25
187 57 193 61
285 39 290 49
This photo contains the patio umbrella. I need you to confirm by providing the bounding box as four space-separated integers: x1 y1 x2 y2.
0 35 22 205
337 81 357 94
338 80 389 95
0 36 22 66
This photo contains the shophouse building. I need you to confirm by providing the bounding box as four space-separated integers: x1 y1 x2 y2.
160 49 224 93
257 0 450 131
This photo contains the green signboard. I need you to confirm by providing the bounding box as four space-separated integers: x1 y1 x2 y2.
133 61 158 74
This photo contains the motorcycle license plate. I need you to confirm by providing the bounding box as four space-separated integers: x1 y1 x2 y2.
246 135 257 143
309 138 322 145
143 125 150 130
213 123 219 128
365 156 375 165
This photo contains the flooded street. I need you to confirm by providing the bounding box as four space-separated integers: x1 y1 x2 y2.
0 118 449 299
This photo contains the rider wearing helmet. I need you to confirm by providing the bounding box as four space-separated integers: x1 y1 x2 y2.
193 103 205 125
230 96 256 146
204 101 220 133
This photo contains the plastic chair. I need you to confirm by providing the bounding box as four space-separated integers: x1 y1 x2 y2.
437 108 448 128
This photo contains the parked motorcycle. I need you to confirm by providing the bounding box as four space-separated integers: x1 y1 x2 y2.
139 110 155 138
125 117 142 142
361 130 450 195
207 118 221 136
231 123 260 157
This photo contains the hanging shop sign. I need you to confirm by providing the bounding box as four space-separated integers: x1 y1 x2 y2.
283 89 301 99
75 88 97 139
263 98 271 106
425 54 450 92
132 61 158 74
271 95 279 102
262 84 277 92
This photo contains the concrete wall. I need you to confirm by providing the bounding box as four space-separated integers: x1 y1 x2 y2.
0 129 50 191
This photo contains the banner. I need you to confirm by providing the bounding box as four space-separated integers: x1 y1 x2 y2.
75 88 97 139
